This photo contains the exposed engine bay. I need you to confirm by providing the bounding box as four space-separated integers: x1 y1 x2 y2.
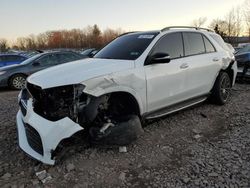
26 82 143 147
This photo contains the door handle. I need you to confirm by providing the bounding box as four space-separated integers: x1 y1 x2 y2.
180 63 189 69
213 57 220 62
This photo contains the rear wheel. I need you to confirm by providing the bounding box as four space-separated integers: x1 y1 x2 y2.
211 72 231 105
9 74 26 90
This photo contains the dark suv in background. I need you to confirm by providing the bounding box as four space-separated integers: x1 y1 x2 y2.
0 51 84 89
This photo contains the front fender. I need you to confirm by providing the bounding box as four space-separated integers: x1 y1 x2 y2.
82 76 145 115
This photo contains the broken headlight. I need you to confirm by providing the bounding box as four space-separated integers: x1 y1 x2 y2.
27 83 89 122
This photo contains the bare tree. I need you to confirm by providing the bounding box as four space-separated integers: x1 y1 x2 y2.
0 39 8 52
235 6 242 37
209 19 228 35
224 8 237 38
244 0 250 37
191 17 207 27
209 7 242 44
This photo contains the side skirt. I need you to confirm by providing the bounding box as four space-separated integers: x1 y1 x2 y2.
144 94 209 120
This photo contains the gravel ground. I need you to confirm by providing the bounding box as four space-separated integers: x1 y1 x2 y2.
0 83 250 188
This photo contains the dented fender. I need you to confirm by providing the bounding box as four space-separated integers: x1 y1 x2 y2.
81 72 146 115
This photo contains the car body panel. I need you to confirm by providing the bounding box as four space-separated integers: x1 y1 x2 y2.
28 58 134 89
235 49 250 78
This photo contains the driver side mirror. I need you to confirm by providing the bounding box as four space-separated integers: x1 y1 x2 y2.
32 61 40 67
150 53 171 64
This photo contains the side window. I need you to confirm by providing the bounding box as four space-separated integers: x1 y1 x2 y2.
183 33 205 56
38 54 58 65
56 53 79 63
152 33 184 59
66 53 81 60
203 36 216 53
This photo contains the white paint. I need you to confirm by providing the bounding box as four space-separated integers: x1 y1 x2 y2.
16 99 83 165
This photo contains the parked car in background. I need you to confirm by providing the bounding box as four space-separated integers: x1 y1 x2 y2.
235 45 250 79
0 51 84 89
19 50 43 58
0 54 28 67
80 48 98 58
234 47 243 54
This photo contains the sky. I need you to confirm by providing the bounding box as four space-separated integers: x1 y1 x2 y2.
0 0 246 42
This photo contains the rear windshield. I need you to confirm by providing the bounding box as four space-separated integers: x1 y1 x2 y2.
95 32 159 60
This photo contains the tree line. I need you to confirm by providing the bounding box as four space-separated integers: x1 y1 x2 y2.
0 25 123 52
191 0 250 45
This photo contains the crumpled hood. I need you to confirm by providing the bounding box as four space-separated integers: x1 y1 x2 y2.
27 58 134 89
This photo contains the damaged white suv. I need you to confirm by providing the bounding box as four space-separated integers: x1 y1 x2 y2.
17 26 237 165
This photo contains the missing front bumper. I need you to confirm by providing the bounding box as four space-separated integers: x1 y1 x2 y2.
16 98 83 165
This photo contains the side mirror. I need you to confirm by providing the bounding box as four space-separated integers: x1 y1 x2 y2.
32 61 40 66
150 53 171 64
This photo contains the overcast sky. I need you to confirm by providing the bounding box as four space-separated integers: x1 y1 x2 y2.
0 0 246 41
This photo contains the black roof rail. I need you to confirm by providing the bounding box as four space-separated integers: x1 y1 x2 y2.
161 26 214 32
118 31 138 37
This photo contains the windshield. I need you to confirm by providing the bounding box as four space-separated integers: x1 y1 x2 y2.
95 32 159 60
20 54 42 65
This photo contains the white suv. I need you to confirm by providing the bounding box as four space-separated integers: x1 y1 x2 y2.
17 26 237 165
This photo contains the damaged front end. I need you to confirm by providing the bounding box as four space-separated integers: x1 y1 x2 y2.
17 82 143 165
16 83 89 165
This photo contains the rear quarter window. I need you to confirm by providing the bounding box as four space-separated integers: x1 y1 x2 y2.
210 34 229 51
203 36 216 53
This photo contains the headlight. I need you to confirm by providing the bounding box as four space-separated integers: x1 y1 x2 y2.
0 71 6 76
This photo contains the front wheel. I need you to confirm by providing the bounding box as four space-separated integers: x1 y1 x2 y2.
9 74 27 90
210 72 231 105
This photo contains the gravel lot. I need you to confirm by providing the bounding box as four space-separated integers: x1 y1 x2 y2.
0 83 250 188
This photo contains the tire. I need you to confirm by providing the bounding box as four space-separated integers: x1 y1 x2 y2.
210 72 231 105
89 115 143 146
9 74 27 90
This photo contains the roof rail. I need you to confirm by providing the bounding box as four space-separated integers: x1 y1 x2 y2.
161 26 214 33
118 31 138 37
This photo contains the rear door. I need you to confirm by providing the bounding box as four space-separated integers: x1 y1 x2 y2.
182 32 220 97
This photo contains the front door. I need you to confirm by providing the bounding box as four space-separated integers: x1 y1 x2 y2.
145 32 189 112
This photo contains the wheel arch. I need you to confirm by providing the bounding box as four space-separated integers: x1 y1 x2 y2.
220 60 235 86
84 86 144 116
211 60 236 90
